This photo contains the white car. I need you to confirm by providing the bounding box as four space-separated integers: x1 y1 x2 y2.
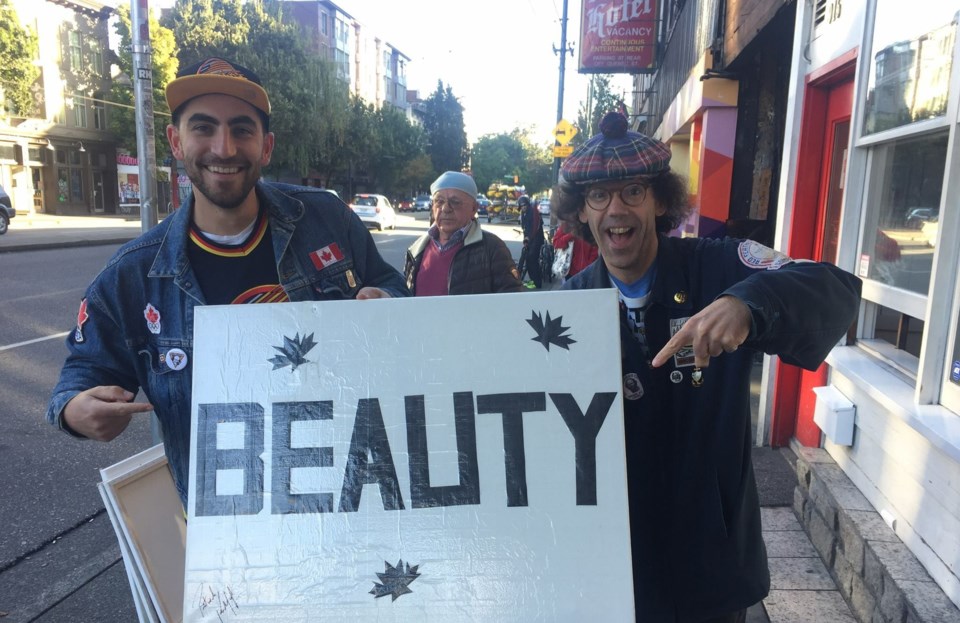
538 198 551 216
350 194 397 231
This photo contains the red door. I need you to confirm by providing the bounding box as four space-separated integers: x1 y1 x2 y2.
771 68 854 447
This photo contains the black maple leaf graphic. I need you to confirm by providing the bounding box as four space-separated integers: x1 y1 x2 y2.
268 332 317 371
527 310 576 351
369 559 421 601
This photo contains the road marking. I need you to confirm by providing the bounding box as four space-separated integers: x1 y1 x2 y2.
0 331 69 352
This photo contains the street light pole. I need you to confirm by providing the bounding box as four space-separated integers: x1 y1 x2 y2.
131 0 158 232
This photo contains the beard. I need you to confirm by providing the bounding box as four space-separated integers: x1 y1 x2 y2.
184 157 261 211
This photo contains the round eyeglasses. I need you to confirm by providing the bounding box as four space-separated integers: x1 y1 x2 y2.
585 182 650 211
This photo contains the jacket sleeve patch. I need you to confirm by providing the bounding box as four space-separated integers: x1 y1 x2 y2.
737 240 792 270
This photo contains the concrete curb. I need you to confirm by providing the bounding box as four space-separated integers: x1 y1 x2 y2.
0 237 137 253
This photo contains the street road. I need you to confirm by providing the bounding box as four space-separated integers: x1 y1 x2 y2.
0 215 526 622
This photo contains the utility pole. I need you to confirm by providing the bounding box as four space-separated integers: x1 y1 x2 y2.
131 0 158 232
131 0 161 445
551 0 573 228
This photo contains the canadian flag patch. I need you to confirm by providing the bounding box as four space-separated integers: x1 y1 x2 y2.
310 243 345 270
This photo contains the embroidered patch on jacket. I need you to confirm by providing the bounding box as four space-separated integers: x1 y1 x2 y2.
74 298 89 343
669 317 695 367
310 243 345 270
144 303 161 335
623 373 644 400
737 240 792 270
162 348 188 371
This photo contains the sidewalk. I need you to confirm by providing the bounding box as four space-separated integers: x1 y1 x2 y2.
2 214 857 622
0 212 143 252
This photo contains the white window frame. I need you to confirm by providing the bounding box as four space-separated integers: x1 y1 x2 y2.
848 3 960 413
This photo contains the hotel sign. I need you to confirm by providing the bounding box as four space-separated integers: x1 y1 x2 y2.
579 0 659 74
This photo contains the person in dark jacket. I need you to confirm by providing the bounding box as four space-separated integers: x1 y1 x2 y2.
46 57 409 505
404 171 523 296
555 111 862 622
518 195 545 287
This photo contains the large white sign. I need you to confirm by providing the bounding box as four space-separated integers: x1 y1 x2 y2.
185 290 634 622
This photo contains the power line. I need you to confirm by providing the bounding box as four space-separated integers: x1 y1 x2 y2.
68 92 172 118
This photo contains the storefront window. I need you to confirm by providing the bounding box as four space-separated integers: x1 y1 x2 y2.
862 0 956 135
862 131 946 294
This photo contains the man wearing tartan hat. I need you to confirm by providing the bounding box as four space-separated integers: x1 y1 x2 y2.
554 112 862 622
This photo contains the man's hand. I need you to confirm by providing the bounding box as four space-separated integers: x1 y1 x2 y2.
62 386 154 441
356 287 392 300
651 296 752 368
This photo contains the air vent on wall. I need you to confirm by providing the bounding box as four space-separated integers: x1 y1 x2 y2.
814 0 827 27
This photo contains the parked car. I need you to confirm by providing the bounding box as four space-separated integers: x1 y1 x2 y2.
904 207 937 229
0 185 14 235
414 195 432 212
397 197 414 212
538 198 551 217
349 194 397 231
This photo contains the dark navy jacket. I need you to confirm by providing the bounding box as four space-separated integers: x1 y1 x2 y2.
47 182 409 503
563 235 861 622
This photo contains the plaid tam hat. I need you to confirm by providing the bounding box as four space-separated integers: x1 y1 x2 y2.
561 111 671 184
166 57 271 116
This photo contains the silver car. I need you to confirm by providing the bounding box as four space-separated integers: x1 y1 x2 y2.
349 194 397 231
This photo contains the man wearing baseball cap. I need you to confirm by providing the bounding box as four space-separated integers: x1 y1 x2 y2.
404 171 523 296
47 57 409 506
554 111 862 621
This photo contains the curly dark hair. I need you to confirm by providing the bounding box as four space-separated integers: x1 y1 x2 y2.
551 171 691 245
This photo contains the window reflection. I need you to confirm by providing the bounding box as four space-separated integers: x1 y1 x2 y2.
863 3 957 135
864 132 946 294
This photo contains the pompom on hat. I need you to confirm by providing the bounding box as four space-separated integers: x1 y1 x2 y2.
560 111 671 184
166 57 271 116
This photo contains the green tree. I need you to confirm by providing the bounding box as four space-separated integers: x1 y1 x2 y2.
167 0 249 62
471 133 526 193
0 0 39 116
472 129 552 198
423 81 468 174
340 97 378 196
370 104 427 197
574 74 621 147
110 4 179 155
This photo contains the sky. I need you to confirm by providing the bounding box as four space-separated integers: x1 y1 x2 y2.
144 0 634 147
348 0 634 145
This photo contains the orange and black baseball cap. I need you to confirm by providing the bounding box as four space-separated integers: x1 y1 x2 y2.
165 57 271 117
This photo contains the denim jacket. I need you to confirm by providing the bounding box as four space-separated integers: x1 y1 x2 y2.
47 182 409 503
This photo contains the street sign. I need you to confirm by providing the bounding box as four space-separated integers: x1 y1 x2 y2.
553 119 578 146
553 145 574 158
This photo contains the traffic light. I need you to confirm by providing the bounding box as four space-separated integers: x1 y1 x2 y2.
513 175 519 184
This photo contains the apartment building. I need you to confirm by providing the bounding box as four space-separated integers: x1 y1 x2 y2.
0 0 118 216
282 0 410 112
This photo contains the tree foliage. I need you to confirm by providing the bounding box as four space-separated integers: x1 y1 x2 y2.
573 74 622 148
0 0 39 116
423 81 468 174
472 129 552 198
110 4 179 155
